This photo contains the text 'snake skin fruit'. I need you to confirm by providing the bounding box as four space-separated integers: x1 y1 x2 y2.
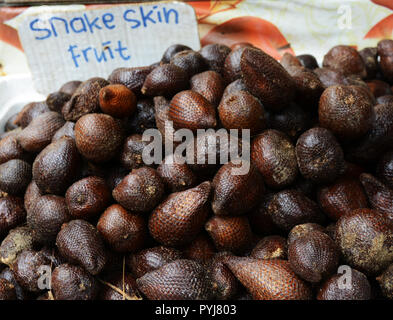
149 182 211 247
136 259 213 300
335 209 393 275
224 256 312 300
56 219 108 275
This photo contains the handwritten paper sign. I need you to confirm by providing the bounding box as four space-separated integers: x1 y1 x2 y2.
17 2 200 94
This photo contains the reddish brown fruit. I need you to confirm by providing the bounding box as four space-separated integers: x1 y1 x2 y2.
183 233 216 263
161 44 191 63
127 246 183 279
323 45 366 78
17 111 65 152
52 121 75 142
190 71 224 107
288 223 326 245
367 79 392 98
51 263 99 300
157 154 197 192
377 264 393 299
268 189 325 231
62 77 109 121
240 47 295 111
280 53 302 70
205 215 253 254
288 231 340 283
0 278 16 300
0 135 27 164
169 90 217 130
221 79 248 101
75 113 124 163
32 136 80 195
314 67 346 87
27 195 70 244
120 134 152 170
319 85 374 140
14 101 50 128
128 98 156 134
59 80 82 95
212 160 264 216
360 173 393 221
105 166 128 190
65 176 111 220
46 91 71 113
317 267 371 300
377 39 393 82
0 197 25 237
248 193 280 235
377 150 393 189
170 50 207 77
97 204 146 253
0 159 31 195
224 257 312 300
108 66 154 96
0 226 34 266
99 84 137 119
149 182 211 247
199 44 231 75
154 96 177 147
317 178 368 221
56 219 108 275
141 64 189 97
223 47 247 83
336 209 393 275
251 235 287 260
99 272 140 300
251 130 298 189
113 167 165 213
136 259 213 300
218 91 266 134
296 127 345 183
359 47 378 79
11 249 51 292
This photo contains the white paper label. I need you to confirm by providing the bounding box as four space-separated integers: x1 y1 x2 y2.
17 2 200 94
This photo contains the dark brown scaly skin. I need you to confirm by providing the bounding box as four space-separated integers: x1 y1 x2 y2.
360 173 393 221
240 47 296 111
248 193 280 235
359 47 378 79
97 204 146 253
183 232 216 264
224 257 312 300
0 226 34 266
377 39 393 83
318 85 374 141
149 182 211 247
46 91 71 113
27 195 70 244
141 64 189 97
314 67 346 87
251 129 298 189
99 272 140 300
99 84 137 119
11 249 51 293
335 209 393 275
367 79 392 98
56 219 108 275
317 267 371 300
190 71 225 107
127 246 183 279
221 79 248 101
346 103 393 164
377 150 393 189
288 223 326 245
288 231 340 283
169 90 217 131
120 134 152 170
59 80 82 95
51 263 99 300
128 98 156 134
205 215 253 254
161 44 191 63
105 166 128 191
154 96 178 148
32 136 80 195
108 66 154 96
0 159 31 195
223 47 247 83
14 101 50 128
377 264 393 299
0 197 25 237
0 268 26 300
218 90 266 135
317 178 368 221
113 167 165 213
4 113 18 132
65 176 111 220
62 77 109 121
170 50 207 78
322 45 367 78
136 259 214 300
0 278 16 300
199 44 231 76
251 235 287 260
52 121 75 142
24 181 43 215
212 160 264 216
157 154 197 193
297 54 319 69
280 53 302 70
75 113 124 163
377 95 393 104
268 189 325 231
0 135 29 164
296 127 345 183
17 111 65 153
